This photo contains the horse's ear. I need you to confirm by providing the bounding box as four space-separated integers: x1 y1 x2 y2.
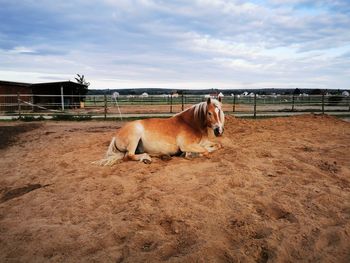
207 97 211 104
218 96 222 103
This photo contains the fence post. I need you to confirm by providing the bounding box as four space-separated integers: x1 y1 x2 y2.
292 94 295 111
170 95 173 113
181 92 184 111
17 92 21 119
253 93 257 118
61 86 65 111
322 94 325 114
104 94 107 120
232 94 236 112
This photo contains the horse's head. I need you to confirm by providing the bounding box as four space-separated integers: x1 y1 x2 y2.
206 97 225 137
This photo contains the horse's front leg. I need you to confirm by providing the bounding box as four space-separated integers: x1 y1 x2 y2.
179 143 210 159
200 140 223 153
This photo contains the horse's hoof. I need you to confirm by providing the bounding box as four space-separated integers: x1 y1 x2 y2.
184 152 192 159
184 152 199 159
142 159 152 164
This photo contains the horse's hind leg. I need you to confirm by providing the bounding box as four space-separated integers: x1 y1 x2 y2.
124 138 152 164
148 153 172 161
125 152 152 164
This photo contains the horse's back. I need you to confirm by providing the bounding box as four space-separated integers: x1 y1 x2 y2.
141 117 181 134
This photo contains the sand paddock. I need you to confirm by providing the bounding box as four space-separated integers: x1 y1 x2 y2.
0 114 349 262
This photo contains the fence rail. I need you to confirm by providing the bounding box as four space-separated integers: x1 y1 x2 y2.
1 93 349 119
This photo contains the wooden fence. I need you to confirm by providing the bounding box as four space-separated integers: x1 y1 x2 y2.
0 93 349 119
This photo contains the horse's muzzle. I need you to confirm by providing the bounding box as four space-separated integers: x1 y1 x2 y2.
214 127 222 137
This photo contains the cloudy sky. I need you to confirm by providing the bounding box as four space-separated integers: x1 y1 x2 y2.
0 0 349 90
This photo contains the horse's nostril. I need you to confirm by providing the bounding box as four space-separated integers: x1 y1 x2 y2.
214 127 220 136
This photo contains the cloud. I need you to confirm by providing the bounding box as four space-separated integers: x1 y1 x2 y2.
8 46 37 54
0 0 349 89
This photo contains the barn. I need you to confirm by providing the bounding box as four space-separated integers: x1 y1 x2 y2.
31 81 88 109
0 80 88 111
0 80 32 94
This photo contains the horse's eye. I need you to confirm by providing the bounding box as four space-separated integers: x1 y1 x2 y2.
208 112 212 116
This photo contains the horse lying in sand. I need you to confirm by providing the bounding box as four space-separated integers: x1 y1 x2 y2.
96 98 225 165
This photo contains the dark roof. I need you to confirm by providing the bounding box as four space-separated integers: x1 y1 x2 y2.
0 80 87 88
0 80 31 87
31 81 87 88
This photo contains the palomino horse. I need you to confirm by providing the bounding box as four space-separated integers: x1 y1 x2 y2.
97 97 225 165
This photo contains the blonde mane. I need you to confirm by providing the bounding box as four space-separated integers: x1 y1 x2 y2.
176 99 222 130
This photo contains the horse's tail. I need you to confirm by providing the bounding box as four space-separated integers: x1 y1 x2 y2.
93 137 125 166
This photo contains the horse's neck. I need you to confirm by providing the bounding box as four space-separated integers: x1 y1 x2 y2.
178 106 207 134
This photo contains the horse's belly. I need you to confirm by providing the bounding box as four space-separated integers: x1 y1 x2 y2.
141 136 179 155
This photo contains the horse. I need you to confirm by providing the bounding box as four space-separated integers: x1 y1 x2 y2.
96 97 225 165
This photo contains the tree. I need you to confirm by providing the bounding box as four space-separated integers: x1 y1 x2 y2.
309 89 323 95
75 74 90 87
293 88 301 95
74 74 90 96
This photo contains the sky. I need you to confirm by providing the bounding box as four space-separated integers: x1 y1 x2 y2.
0 0 349 90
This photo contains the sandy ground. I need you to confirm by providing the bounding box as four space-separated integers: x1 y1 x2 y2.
0 114 349 263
